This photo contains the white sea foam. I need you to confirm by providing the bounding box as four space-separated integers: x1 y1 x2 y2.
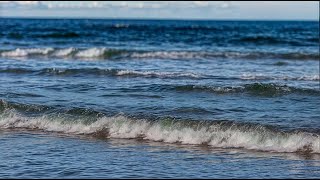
1 48 54 57
116 70 200 78
114 24 130 28
0 47 107 58
240 73 268 80
1 48 318 61
129 51 253 59
240 73 320 81
75 48 107 58
130 51 207 59
52 47 75 57
297 75 320 81
0 110 319 154
0 49 230 59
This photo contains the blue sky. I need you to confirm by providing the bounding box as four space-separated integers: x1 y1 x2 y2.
0 1 319 20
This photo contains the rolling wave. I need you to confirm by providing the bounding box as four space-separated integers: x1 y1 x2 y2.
35 32 81 38
2 26 318 47
173 83 320 96
115 70 200 78
1 67 319 83
0 47 318 60
230 36 318 46
0 106 319 154
0 67 201 79
0 48 124 59
5 32 82 39
240 73 320 81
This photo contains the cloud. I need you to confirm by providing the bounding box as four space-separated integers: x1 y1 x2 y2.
0 1 234 10
1 1 316 20
167 1 235 9
193 1 209 7
0 1 47 9
44 2 171 9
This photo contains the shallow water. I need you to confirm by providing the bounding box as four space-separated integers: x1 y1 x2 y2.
0 18 319 178
1 130 320 179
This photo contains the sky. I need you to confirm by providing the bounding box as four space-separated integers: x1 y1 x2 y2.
0 1 319 20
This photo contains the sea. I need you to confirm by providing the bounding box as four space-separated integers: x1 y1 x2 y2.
0 18 319 178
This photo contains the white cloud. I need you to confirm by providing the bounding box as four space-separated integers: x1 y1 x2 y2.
15 1 40 5
0 1 317 20
0 1 47 9
0 1 234 10
193 1 209 7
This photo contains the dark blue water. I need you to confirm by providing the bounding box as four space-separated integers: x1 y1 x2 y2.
0 18 319 178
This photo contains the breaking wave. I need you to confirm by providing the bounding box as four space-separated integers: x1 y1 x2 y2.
0 47 318 60
1 48 55 57
240 73 320 81
230 36 319 46
0 104 319 154
0 67 201 79
114 70 200 78
0 48 124 59
1 66 319 82
172 83 320 96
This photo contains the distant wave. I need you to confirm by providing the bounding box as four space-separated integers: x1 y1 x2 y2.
240 73 320 81
115 70 200 78
230 36 318 46
5 32 85 39
171 83 320 96
1 48 55 57
2 26 318 46
130 51 319 60
35 32 81 38
0 67 201 79
0 103 319 154
0 48 124 59
0 47 318 60
1 67 319 82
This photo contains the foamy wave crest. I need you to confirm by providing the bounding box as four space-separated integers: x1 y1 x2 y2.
240 74 320 81
52 47 76 57
0 110 319 154
0 47 123 59
1 47 318 60
130 51 209 59
1 48 54 57
174 83 320 96
0 67 202 79
75 48 107 58
116 70 200 78
130 51 319 60
296 75 320 81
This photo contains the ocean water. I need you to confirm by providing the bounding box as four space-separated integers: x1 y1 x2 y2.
0 18 319 178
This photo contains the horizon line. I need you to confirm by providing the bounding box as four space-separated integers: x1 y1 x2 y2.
0 16 318 22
